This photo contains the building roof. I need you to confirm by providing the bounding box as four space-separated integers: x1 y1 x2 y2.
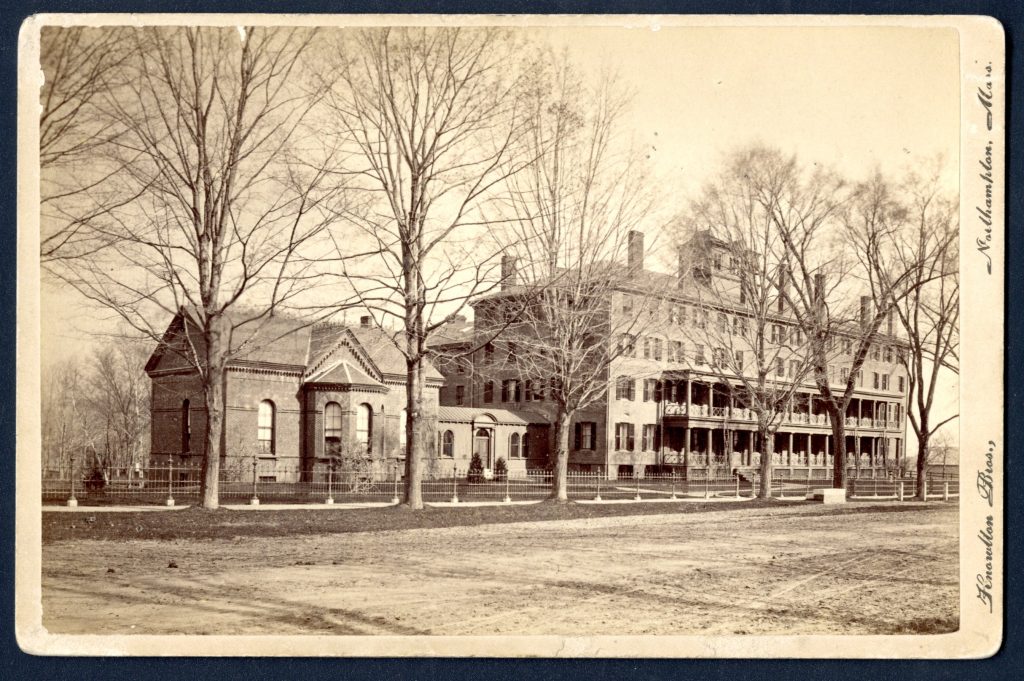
147 307 442 384
426 315 475 348
436 406 549 426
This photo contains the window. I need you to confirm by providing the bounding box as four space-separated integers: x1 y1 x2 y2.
616 377 635 401
509 433 521 458
841 367 849 383
871 345 880 361
622 296 634 315
775 358 784 377
898 376 905 393
712 347 727 367
324 401 342 456
455 385 465 405
695 344 706 365
399 408 408 448
654 380 663 402
713 253 722 269
356 403 372 452
484 343 494 364
501 380 511 402
181 399 191 453
696 310 708 329
508 343 517 362
653 338 663 361
440 430 455 458
524 380 534 401
522 434 530 459
897 347 906 364
643 378 658 402
884 346 894 363
671 340 683 363
669 305 681 325
789 359 799 378
872 372 880 389
857 370 864 387
642 424 660 451
619 333 636 357
456 360 465 375
257 400 275 455
643 337 652 359
843 338 853 354
881 375 890 391
735 350 744 370
483 380 494 403
575 421 596 450
717 313 728 334
771 324 782 344
614 423 636 451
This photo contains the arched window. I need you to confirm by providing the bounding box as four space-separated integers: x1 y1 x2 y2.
324 402 342 457
509 432 521 458
399 408 408 449
181 399 191 453
440 430 455 458
356 403 372 453
257 400 275 455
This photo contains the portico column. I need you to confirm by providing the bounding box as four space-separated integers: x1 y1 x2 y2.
684 426 691 466
788 432 794 466
686 379 692 413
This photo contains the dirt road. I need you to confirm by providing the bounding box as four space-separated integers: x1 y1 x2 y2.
41 502 958 636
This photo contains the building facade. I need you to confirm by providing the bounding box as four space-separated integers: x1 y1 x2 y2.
147 311 541 480
431 230 910 480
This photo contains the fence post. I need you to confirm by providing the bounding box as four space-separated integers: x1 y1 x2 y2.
873 477 878 498
391 463 400 504
326 462 334 505
923 478 928 501
671 472 677 500
735 473 740 499
594 470 602 501
249 456 260 506
451 464 459 504
898 481 904 502
943 481 949 502
165 458 175 507
704 470 710 499
66 455 78 507
634 474 641 501
504 469 511 504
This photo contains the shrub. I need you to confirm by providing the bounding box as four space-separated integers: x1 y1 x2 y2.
494 457 508 481
467 453 484 483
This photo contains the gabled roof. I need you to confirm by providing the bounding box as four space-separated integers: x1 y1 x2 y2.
146 308 442 384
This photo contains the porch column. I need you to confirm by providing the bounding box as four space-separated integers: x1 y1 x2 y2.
807 433 812 464
788 432 794 466
684 426 691 466
706 427 712 464
686 379 692 412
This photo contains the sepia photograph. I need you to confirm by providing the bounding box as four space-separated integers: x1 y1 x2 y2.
15 14 1003 657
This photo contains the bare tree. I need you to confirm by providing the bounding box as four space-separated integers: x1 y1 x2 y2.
317 27 531 509
676 173 818 497
44 27 344 508
484 56 662 501
87 342 152 472
39 27 132 261
748 146 947 490
41 359 98 475
885 167 959 498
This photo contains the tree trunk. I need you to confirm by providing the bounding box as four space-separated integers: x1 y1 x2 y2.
828 408 848 490
757 428 774 499
404 356 425 509
200 353 226 510
550 409 572 502
915 430 929 501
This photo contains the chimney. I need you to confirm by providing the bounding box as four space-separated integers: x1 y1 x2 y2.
359 315 372 329
628 230 644 273
501 255 518 291
859 296 872 327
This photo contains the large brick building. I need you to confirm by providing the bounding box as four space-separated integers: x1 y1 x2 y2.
146 310 542 479
431 230 910 480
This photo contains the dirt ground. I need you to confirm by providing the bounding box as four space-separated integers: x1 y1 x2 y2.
41 501 958 636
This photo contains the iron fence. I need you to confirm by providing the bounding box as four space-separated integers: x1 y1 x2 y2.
42 460 960 507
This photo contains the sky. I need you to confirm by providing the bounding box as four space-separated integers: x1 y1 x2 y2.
38 22 961 446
